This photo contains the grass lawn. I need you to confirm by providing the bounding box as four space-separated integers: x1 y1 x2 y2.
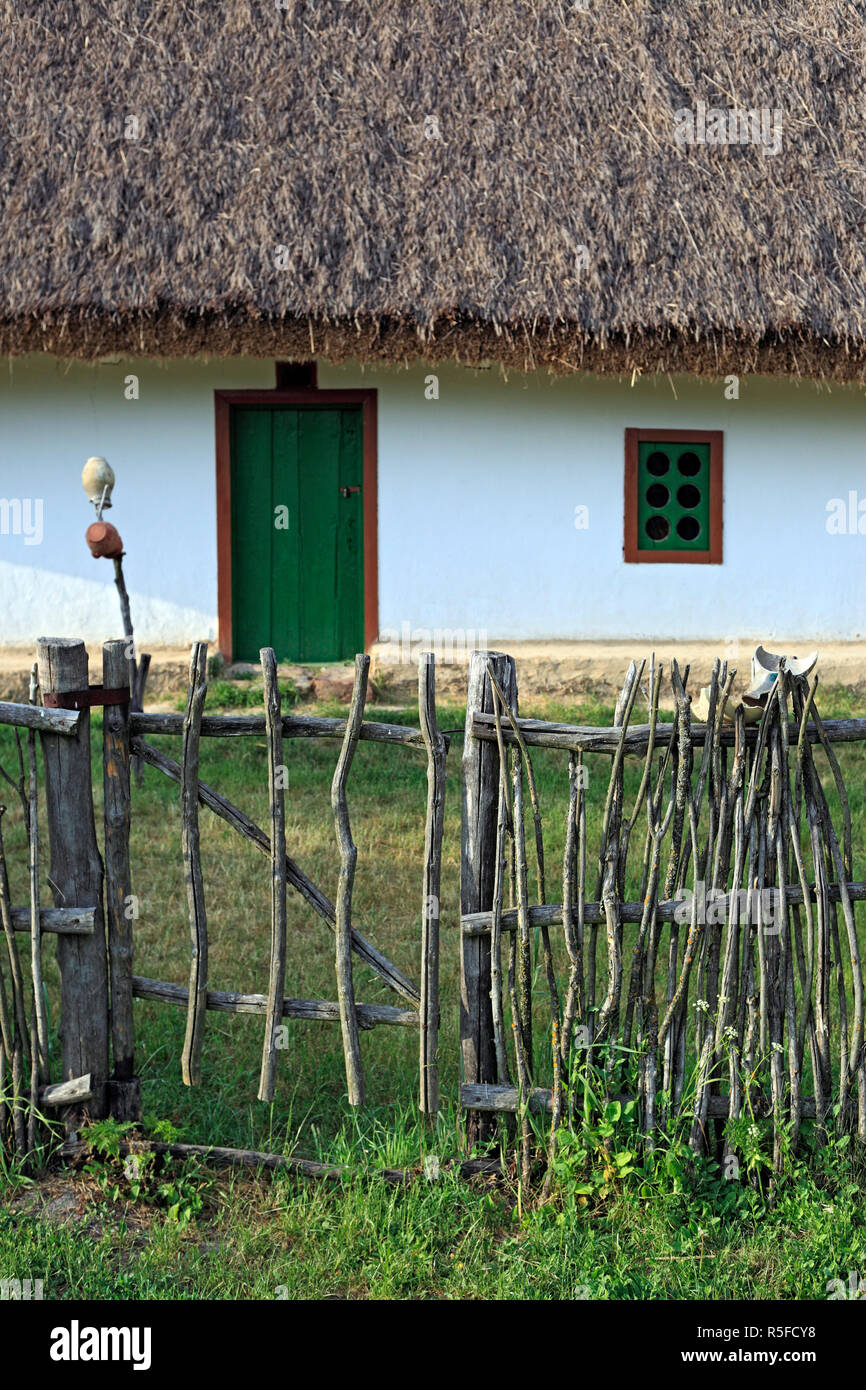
1 682 866 1300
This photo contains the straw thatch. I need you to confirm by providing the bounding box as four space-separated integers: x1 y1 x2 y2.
1 0 865 378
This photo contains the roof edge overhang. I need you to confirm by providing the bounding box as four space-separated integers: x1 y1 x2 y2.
1 311 863 384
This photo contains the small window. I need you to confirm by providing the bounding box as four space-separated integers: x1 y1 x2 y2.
624 430 723 564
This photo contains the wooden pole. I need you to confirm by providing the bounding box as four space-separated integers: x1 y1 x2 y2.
102 639 141 1119
27 663 48 1081
257 648 288 1104
0 807 29 1059
331 654 369 1107
112 554 150 786
36 637 109 1118
418 653 446 1118
181 642 209 1087
460 651 516 1147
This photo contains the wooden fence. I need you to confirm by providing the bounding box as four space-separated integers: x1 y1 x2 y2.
460 650 866 1178
0 637 446 1162
4 637 866 1183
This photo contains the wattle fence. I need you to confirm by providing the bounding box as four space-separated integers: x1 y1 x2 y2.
2 639 865 1186
459 650 866 1182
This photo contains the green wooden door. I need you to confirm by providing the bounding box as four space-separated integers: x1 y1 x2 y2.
230 406 364 662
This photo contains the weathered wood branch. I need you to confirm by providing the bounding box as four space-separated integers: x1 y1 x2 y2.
180 642 209 1088
418 654 445 1117
11 907 95 934
461 1083 819 1120
0 702 81 736
461 651 517 1148
61 1136 498 1185
132 975 418 1029
37 637 109 1117
102 639 137 1096
130 710 441 750
331 655 369 1106
40 1073 93 1107
461 881 866 935
27 663 48 1081
257 649 288 1104
472 712 866 754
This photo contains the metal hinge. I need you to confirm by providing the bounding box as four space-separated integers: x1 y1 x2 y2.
42 685 131 710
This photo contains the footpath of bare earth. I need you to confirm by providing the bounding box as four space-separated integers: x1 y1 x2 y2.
1 638 865 708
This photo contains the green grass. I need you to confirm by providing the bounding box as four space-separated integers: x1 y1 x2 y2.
2 1112 865 1299
1 685 865 1299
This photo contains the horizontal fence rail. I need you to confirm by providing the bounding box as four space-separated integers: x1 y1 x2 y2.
472 711 866 754
461 882 866 935
132 977 419 1029
131 710 447 751
0 701 82 736
460 1083 821 1120
10 906 95 934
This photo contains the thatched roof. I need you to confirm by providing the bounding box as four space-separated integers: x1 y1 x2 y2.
2 0 865 378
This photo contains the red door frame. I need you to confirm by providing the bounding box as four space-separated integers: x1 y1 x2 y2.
215 387 378 662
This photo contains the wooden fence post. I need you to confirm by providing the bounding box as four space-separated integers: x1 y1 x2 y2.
419 652 446 1119
37 638 109 1118
103 638 141 1120
461 650 516 1147
181 642 209 1088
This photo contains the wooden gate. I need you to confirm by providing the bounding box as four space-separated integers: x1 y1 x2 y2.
0 637 445 1159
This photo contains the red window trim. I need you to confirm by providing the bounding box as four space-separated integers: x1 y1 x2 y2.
624 428 723 564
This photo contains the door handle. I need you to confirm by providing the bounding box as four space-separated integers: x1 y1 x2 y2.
340 486 361 498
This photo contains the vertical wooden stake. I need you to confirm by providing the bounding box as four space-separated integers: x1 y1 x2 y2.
103 639 141 1119
460 651 517 1148
181 642 209 1088
331 654 369 1107
258 648 288 1104
27 662 48 1081
37 637 109 1118
418 653 446 1119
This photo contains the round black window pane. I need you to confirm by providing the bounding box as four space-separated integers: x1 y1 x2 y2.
676 515 700 541
645 515 670 541
646 451 670 476
678 451 701 476
677 483 701 509
646 483 670 508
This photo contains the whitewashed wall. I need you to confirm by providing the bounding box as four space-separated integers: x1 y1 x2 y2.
0 354 863 646
0 356 271 647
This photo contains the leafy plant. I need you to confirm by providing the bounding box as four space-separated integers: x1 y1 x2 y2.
548 1098 638 1204
81 1120 214 1227
83 1117 138 1161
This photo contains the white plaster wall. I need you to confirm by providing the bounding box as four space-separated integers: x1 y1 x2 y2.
0 354 864 645
0 356 271 646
